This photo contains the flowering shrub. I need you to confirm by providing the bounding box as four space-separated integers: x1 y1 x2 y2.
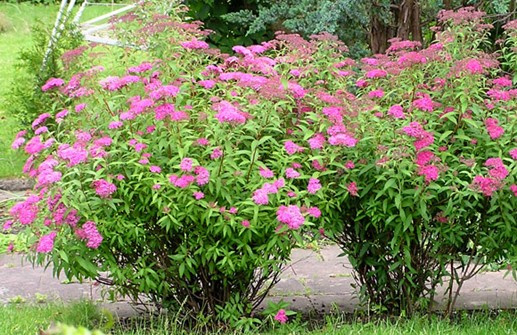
5 1 517 323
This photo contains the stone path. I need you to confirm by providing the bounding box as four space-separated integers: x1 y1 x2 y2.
1 246 517 318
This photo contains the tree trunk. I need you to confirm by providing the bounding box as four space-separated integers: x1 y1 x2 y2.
396 0 422 44
370 15 391 54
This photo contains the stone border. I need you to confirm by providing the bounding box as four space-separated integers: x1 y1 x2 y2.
0 179 34 192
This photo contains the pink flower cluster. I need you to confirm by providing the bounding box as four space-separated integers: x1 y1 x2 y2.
276 205 305 229
75 221 103 249
416 151 440 183
92 179 117 198
402 122 434 150
41 78 64 91
252 178 285 205
471 158 509 196
485 118 504 139
36 231 57 253
213 100 249 124
169 158 210 189
9 194 40 225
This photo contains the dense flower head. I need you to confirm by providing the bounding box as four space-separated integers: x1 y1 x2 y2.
418 165 440 183
259 167 274 178
36 231 57 253
180 39 209 50
213 100 249 124
307 178 322 194
276 205 305 229
388 105 405 119
274 309 288 324
42 78 64 91
485 118 504 139
472 175 500 196
79 221 103 249
92 179 117 198
284 141 304 155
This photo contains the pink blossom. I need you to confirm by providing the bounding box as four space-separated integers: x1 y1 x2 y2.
284 141 304 155
356 79 368 87
228 207 238 214
328 133 358 147
347 182 359 196
307 206 321 218
366 69 387 79
36 231 57 253
465 59 483 74
25 136 45 155
150 165 161 173
79 221 103 249
75 103 87 113
308 133 326 149
472 176 500 196
259 167 274 178
276 205 305 229
412 96 435 112
193 191 205 200
173 175 195 188
128 62 153 73
252 189 269 205
198 80 216 89
210 147 223 160
510 185 517 196
368 89 384 98
308 178 322 194
312 160 326 171
32 113 52 129
196 138 209 146
108 121 123 129
180 39 209 50
485 118 504 139
322 106 343 123
492 77 513 87
9 195 40 225
12 137 25 150
285 168 300 179
42 78 64 91
195 166 210 185
388 105 405 119
92 179 117 198
416 151 435 166
213 100 249 124
510 148 517 160
418 165 439 183
180 158 193 172
344 161 355 169
274 309 288 324
241 220 250 228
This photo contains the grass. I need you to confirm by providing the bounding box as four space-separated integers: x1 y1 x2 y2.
1 301 516 335
0 3 115 178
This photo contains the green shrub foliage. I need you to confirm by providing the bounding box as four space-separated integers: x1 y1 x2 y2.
6 1 517 325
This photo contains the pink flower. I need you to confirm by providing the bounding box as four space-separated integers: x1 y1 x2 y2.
75 103 87 113
213 101 249 124
510 184 517 197
195 166 210 185
472 176 500 196
418 165 439 183
228 207 238 214
108 121 123 129
465 59 483 74
241 220 250 228
412 96 435 112
307 178 321 194
92 179 117 198
368 89 384 98
82 221 103 249
210 147 223 160
42 78 64 91
173 175 195 188
36 231 57 253
284 141 304 155
344 161 355 169
510 148 517 160
180 158 193 172
259 167 274 178
252 188 269 205
180 39 210 50
366 69 387 78
328 133 358 147
307 206 321 218
276 205 305 229
196 138 209 146
32 113 52 129
199 80 216 89
193 191 205 200
150 165 161 173
416 151 435 166
485 118 504 139
285 168 300 179
388 105 405 119
274 309 288 324
308 133 326 149
128 62 153 73
347 182 359 196
12 137 25 150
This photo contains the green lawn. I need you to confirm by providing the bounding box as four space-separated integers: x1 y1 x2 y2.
1 301 516 335
0 3 114 178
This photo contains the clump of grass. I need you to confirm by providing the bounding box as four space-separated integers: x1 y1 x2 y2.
0 12 12 33
0 301 101 335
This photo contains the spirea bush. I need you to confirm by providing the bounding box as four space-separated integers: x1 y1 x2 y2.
5 1 517 323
